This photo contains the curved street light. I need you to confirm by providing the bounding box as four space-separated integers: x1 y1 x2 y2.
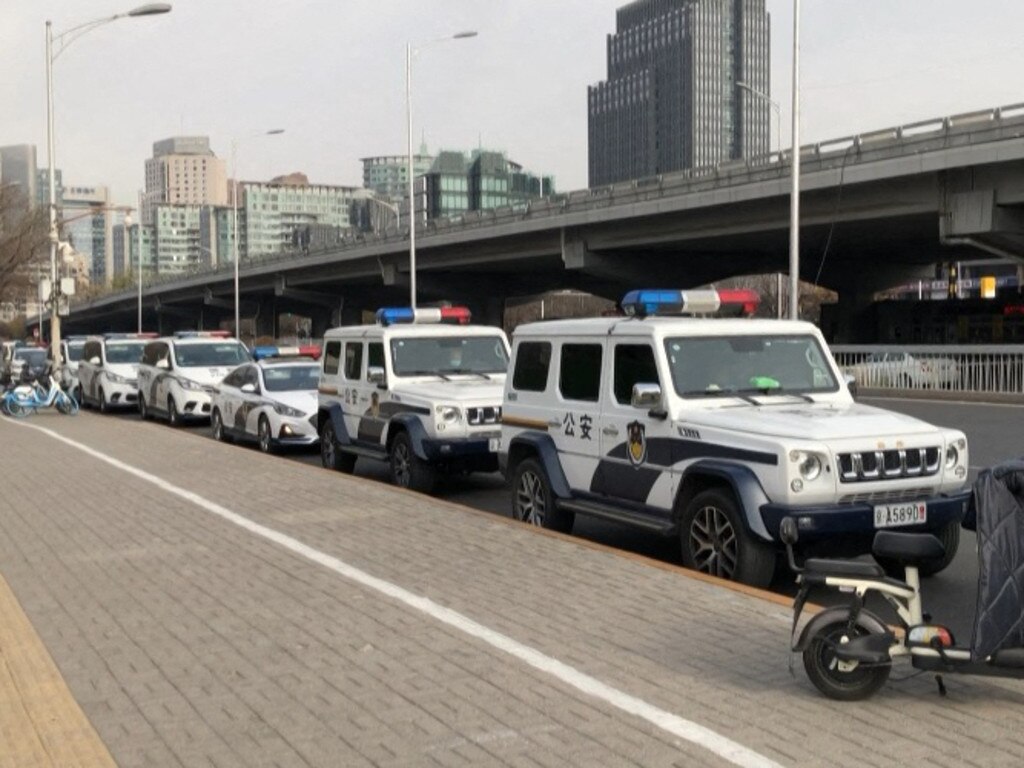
406 30 478 308
231 129 285 342
45 3 172 361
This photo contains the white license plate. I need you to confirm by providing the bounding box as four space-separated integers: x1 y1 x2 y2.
873 501 927 528
488 437 501 453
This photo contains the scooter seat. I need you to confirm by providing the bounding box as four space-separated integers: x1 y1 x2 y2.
991 648 1024 669
803 558 885 578
873 531 945 563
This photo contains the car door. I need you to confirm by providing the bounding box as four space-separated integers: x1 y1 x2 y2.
552 339 605 496
339 339 366 442
218 367 245 435
238 366 263 438
81 340 102 400
595 339 675 514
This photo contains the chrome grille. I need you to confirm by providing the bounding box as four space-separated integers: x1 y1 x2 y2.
467 406 501 426
840 487 934 504
837 448 940 483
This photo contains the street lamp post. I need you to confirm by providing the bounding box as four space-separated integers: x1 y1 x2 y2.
137 189 144 332
736 81 781 155
406 31 477 308
368 195 400 234
231 129 284 342
789 0 801 320
45 3 171 362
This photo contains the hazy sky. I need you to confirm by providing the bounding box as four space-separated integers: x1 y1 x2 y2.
3 1 1023 207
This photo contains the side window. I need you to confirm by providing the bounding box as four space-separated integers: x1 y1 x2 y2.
142 342 160 366
613 344 659 405
323 341 341 376
84 341 101 361
559 343 602 402
512 341 551 392
222 368 243 388
243 367 260 390
343 342 363 380
367 342 384 374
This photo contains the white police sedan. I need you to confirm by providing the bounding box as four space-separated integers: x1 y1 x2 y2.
210 346 320 453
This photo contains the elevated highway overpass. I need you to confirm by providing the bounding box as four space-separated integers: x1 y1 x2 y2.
54 103 1024 342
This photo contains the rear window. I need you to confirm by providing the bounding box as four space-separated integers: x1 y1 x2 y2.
323 341 341 376
559 344 602 402
512 341 551 392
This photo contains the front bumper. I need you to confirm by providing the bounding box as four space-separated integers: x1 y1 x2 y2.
178 390 213 419
275 418 319 446
103 380 139 407
760 489 972 547
421 435 499 470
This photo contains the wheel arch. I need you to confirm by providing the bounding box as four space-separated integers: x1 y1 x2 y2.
506 433 571 499
319 402 352 446
385 414 430 461
796 606 890 653
676 460 773 541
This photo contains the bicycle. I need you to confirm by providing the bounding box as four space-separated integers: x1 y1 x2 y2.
1 375 79 417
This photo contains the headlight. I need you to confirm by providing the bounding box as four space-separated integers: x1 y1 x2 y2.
273 403 305 418
789 449 823 481
435 405 462 423
106 372 129 384
178 377 203 390
945 445 959 469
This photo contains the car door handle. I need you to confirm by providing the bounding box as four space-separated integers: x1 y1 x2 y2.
603 426 619 437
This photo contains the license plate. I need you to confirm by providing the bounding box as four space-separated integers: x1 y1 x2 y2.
488 437 501 453
873 501 927 528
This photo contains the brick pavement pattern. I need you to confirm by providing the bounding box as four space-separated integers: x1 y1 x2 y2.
1 411 1024 767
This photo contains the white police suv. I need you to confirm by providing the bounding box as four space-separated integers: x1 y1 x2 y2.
500 289 971 587
77 333 155 412
211 345 321 453
137 331 250 425
318 306 510 493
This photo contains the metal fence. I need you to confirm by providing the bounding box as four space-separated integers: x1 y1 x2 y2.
831 345 1024 396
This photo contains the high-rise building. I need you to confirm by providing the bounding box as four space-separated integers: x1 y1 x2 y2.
113 223 156 278
144 136 227 223
63 185 113 285
153 203 202 275
0 145 38 210
240 174 358 259
361 152 435 203
198 205 235 268
414 148 554 223
588 0 770 186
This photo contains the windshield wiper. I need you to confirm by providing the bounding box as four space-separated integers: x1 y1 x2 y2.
439 369 492 380
686 388 761 405
738 388 816 403
400 370 451 380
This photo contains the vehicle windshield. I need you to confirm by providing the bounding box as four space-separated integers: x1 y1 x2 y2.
174 342 250 368
389 335 509 376
15 349 47 365
66 343 86 362
105 342 146 364
664 335 839 397
262 364 319 392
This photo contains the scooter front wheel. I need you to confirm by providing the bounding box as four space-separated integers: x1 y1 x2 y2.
803 620 891 701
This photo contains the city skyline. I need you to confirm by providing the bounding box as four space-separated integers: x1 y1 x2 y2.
3 1 1024 209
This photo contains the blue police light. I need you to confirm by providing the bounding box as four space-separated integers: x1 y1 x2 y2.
621 289 724 318
376 307 416 326
251 346 279 361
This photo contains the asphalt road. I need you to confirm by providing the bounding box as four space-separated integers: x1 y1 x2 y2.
135 395 1024 641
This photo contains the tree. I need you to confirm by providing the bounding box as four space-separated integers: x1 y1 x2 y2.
0 183 48 306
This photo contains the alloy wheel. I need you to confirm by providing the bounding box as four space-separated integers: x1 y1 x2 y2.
515 469 546 526
688 505 739 579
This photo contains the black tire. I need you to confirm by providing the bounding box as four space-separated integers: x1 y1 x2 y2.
389 431 436 494
211 408 230 442
877 522 959 579
168 396 181 427
802 620 892 701
139 395 151 420
680 488 776 587
320 421 356 473
257 415 276 454
510 457 574 533
98 387 108 414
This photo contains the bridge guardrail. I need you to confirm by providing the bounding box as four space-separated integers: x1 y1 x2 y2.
831 345 1024 397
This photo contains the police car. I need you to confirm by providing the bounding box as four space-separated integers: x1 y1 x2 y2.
211 346 321 452
77 333 155 412
500 289 971 587
137 331 250 425
318 306 510 493
59 335 88 401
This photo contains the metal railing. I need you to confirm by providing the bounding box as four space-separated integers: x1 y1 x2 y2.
831 345 1024 396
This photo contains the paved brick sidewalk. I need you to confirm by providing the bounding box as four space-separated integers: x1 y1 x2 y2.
1 411 1024 767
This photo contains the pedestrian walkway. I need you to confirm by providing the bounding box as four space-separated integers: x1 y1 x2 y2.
1 412 1023 767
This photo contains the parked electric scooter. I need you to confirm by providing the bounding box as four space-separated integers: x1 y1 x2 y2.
782 459 1024 700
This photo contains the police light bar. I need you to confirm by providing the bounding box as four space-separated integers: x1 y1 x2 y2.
104 332 158 340
375 306 472 326
621 289 759 318
173 330 233 338
252 345 323 361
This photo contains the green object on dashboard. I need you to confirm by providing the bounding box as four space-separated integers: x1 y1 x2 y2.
750 376 781 390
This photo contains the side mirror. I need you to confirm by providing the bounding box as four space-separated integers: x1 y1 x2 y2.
367 366 386 386
240 383 257 394
780 517 799 545
843 373 858 399
631 382 662 409
156 359 170 370
89 356 101 365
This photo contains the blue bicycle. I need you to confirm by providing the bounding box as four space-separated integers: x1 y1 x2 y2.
1 374 79 418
